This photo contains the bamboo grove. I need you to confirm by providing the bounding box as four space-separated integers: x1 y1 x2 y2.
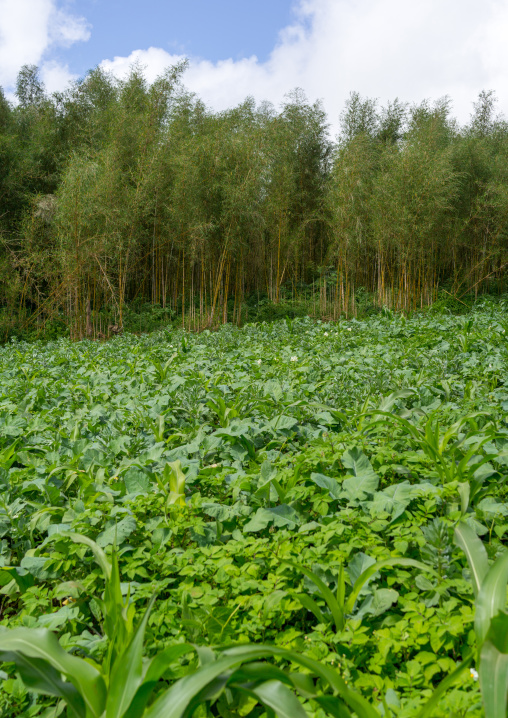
1 63 508 338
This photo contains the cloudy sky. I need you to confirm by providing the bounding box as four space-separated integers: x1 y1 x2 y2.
1 0 508 129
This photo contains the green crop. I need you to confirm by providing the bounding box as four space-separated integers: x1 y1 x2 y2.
1 535 374 718
0 534 478 718
1 305 507 715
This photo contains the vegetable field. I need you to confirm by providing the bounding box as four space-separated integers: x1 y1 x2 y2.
1 302 508 717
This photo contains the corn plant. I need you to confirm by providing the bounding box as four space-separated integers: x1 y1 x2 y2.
457 317 476 352
369 409 499 491
0 531 477 718
150 352 177 382
206 394 239 428
455 521 508 718
286 556 437 632
312 389 415 434
0 533 382 718
154 461 187 507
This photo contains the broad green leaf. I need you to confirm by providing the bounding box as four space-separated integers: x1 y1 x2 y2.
152 527 172 550
3 654 85 718
106 595 156 718
260 460 277 482
284 561 344 631
243 505 300 532
0 566 34 593
215 421 252 438
123 467 150 495
476 550 508 646
0 628 106 717
202 503 247 522
342 474 379 500
263 380 283 401
345 558 437 615
96 516 137 548
310 473 342 500
342 448 378 481
368 482 413 520
477 498 508 518
415 575 435 592
36 604 80 630
355 588 399 619
47 523 72 537
138 444 166 463
246 679 308 718
382 481 414 503
0 415 26 436
269 415 298 432
480 612 508 718
454 521 489 599
20 556 56 580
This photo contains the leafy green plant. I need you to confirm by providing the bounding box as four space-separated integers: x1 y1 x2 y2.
286 556 437 631
0 533 379 718
1 307 508 715
150 352 177 383
455 522 508 718
154 461 187 507
206 394 240 428
370 409 498 488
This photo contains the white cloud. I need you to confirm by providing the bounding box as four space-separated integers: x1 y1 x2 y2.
40 59 75 94
100 47 187 85
0 0 90 92
2 0 508 127
50 7 91 48
100 0 508 131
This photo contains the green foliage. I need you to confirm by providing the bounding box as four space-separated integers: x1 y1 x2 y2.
2 61 508 334
454 523 508 718
1 307 508 714
1 538 344 718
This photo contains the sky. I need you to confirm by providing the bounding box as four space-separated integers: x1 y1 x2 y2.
1 0 508 132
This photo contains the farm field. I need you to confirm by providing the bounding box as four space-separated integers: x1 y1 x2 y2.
1 303 508 717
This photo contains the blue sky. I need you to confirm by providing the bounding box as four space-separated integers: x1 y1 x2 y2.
1 0 508 129
59 0 294 80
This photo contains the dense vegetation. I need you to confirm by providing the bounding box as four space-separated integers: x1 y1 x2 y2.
1 64 508 339
1 301 508 715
